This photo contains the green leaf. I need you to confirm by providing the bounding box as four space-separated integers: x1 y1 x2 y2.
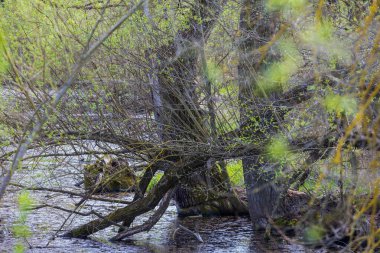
206 60 223 86
324 93 358 116
18 191 34 212
267 137 291 162
304 225 326 242
0 29 8 74
267 0 307 11
14 242 25 253
256 39 302 95
257 58 299 94
226 160 244 186
12 224 32 238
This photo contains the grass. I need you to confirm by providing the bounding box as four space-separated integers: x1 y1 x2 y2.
226 160 244 187
145 161 245 192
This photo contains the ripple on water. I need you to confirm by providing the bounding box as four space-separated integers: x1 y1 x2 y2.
0 169 321 253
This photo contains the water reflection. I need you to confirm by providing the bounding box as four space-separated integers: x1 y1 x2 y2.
115 210 315 253
0 167 319 253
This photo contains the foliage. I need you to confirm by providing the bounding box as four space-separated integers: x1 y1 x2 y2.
12 191 34 253
267 0 307 12
0 0 378 251
304 224 326 243
267 136 291 162
226 160 244 186
0 28 8 74
324 93 358 116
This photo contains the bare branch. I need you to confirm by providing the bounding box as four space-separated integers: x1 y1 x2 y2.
0 0 146 201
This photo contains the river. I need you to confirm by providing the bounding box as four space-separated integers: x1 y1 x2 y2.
0 157 323 252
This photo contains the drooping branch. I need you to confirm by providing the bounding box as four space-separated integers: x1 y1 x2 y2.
0 0 146 201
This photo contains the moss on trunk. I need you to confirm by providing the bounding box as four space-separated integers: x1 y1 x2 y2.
174 164 248 217
84 157 137 193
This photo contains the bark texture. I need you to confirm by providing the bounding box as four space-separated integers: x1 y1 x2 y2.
64 168 176 238
150 0 247 217
238 0 285 228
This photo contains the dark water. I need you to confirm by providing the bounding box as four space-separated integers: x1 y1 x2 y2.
0 192 320 253
0 164 321 253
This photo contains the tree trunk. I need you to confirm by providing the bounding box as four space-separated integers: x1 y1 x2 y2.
150 0 247 217
242 158 283 228
238 0 284 228
174 163 247 217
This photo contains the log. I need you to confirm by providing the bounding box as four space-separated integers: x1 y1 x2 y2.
63 170 176 238
111 187 175 241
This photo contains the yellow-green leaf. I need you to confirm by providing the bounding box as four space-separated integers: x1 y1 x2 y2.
324 93 358 116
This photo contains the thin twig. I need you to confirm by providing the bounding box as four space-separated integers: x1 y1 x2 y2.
10 183 132 205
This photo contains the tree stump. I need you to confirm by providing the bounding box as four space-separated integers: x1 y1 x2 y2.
84 157 137 193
